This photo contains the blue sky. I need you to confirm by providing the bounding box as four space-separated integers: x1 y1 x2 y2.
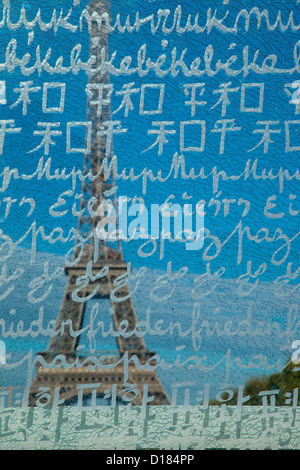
0 0 298 277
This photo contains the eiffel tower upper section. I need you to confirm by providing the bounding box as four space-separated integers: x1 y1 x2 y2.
73 0 123 266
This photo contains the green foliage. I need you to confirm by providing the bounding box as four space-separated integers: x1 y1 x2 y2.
209 358 300 406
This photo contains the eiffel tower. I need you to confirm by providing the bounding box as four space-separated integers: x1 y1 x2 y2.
28 0 170 407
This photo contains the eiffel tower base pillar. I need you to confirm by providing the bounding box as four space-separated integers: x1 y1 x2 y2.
28 352 171 406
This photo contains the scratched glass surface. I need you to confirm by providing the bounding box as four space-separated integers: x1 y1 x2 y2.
0 0 299 450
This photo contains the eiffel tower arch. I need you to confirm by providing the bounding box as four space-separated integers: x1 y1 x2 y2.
28 0 170 407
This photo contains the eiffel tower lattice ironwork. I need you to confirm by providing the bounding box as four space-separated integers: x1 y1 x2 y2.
28 0 170 406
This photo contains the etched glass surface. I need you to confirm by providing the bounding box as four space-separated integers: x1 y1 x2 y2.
0 0 299 450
